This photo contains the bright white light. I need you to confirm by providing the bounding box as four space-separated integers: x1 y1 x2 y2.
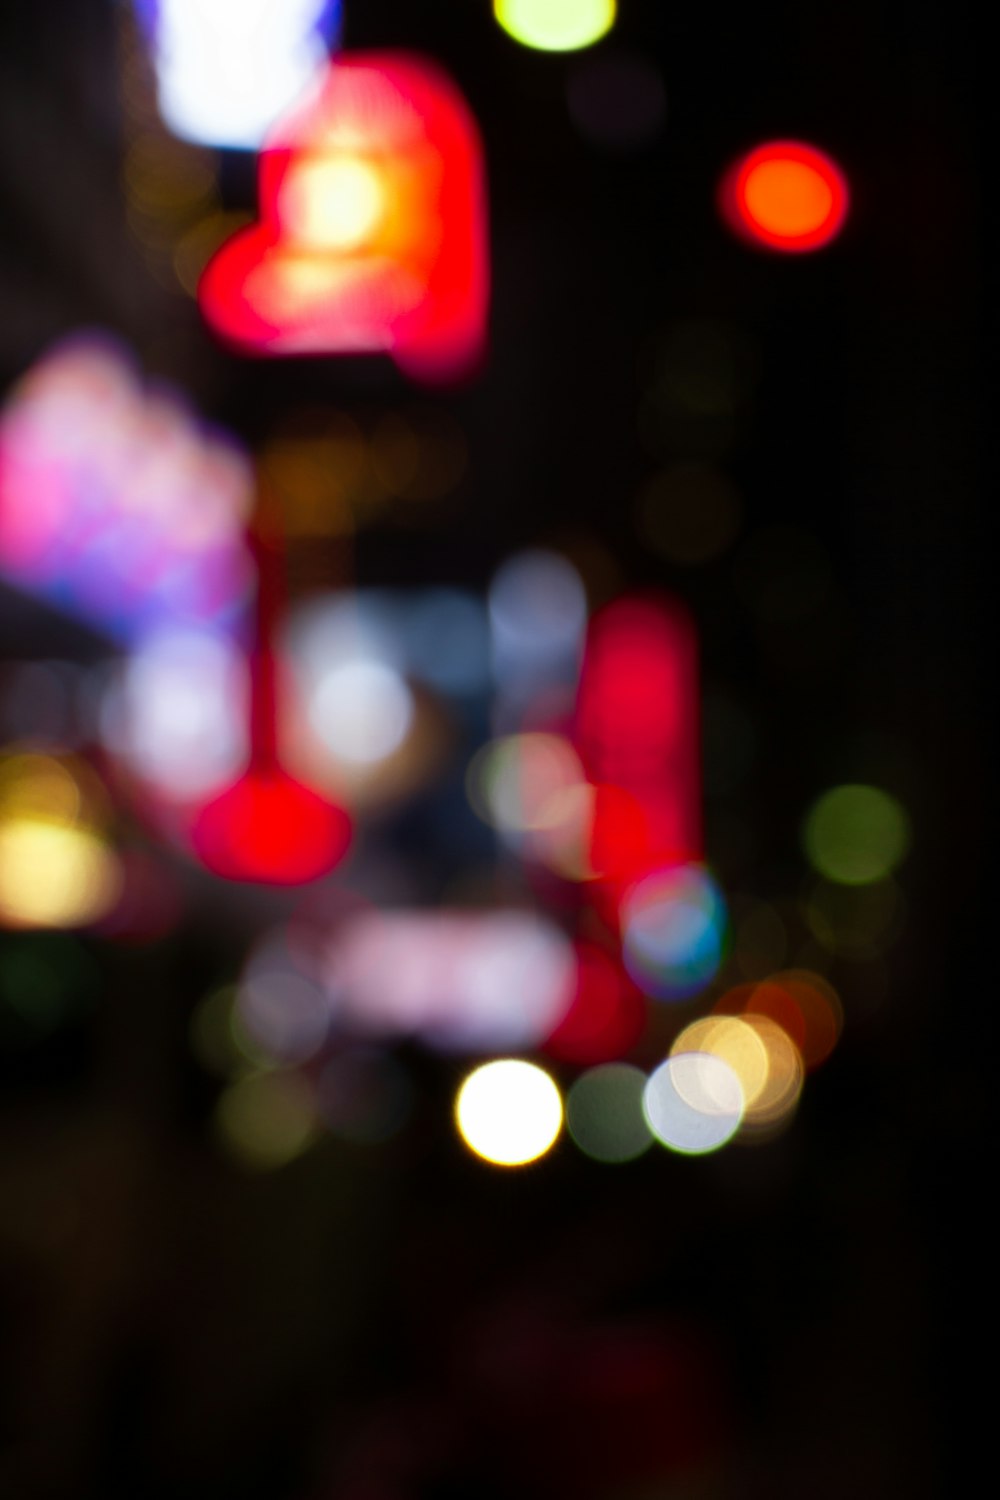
102 628 248 799
309 659 414 765
277 155 384 250
455 1059 563 1166
643 1053 744 1155
150 0 337 150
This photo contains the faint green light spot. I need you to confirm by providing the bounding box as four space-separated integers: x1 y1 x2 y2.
566 1063 652 1163
213 1072 319 1171
802 784 910 886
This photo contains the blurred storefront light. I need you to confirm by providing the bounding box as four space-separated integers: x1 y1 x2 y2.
199 53 489 384
0 335 253 643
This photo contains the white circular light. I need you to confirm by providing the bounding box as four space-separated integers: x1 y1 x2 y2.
643 1052 743 1155
309 659 414 765
455 1059 563 1167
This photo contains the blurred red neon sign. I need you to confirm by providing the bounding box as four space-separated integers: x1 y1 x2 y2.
199 52 489 383
574 595 701 891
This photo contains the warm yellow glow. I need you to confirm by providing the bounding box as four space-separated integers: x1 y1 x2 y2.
494 0 616 53
671 1016 770 1109
455 1059 563 1166
736 1014 804 1133
0 753 83 824
0 819 121 929
278 155 385 251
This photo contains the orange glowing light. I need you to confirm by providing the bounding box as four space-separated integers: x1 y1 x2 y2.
721 141 848 252
716 970 842 1072
198 53 489 384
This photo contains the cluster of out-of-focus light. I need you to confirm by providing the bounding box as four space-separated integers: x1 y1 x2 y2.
281 593 448 810
455 1058 563 1167
802 784 910 886
670 1014 803 1140
714 969 843 1072
0 751 122 931
467 732 592 877
620 864 727 1000
452 966 843 1164
199 53 489 384
0 336 253 643
493 1 616 53
323 909 575 1053
719 140 849 253
136 0 341 150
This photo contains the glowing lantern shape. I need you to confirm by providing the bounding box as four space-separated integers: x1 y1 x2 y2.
199 53 489 383
189 513 352 886
191 765 350 884
719 141 849 253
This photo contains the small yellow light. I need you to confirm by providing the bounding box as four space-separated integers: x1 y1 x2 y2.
455 1058 563 1166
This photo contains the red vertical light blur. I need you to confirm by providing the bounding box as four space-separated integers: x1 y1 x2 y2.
574 595 701 895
